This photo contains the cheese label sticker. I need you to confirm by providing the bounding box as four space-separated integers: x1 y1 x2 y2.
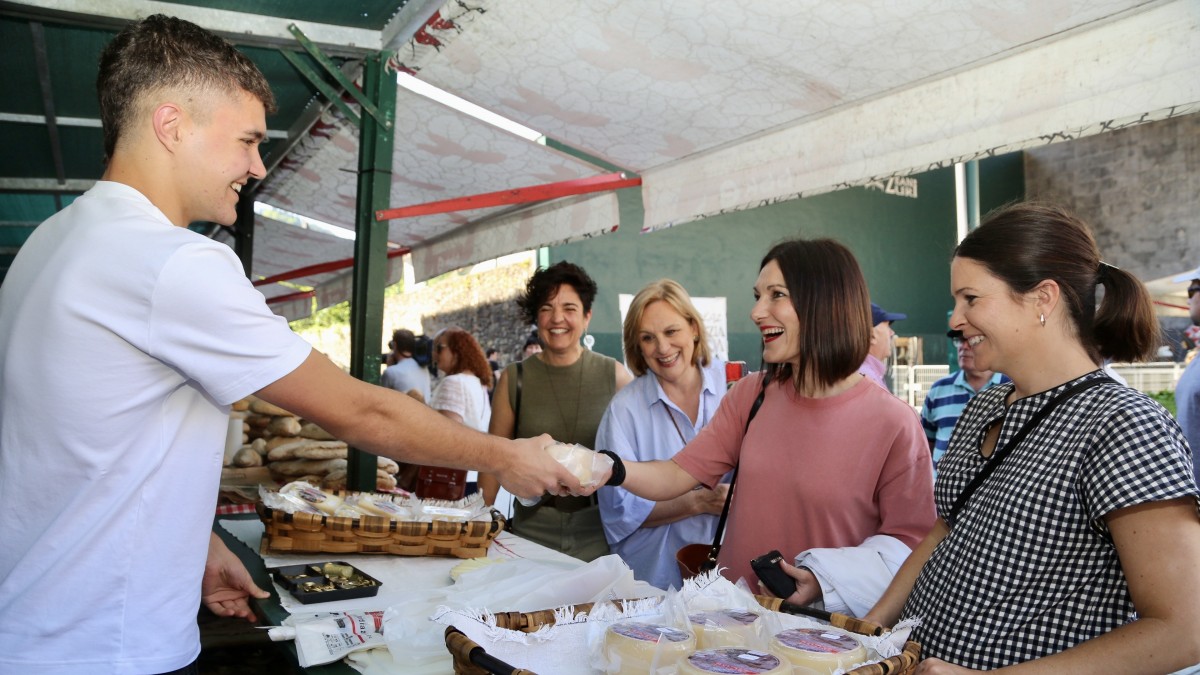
774 628 860 653
687 648 781 673
611 622 692 643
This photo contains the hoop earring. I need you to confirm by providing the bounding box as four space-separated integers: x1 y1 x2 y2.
1039 313 1046 327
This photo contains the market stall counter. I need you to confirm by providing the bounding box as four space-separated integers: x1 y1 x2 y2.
214 512 589 674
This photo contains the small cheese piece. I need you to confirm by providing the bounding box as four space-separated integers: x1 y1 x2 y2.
449 557 505 581
679 648 787 675
604 621 696 675
354 494 410 520
769 627 867 675
688 609 762 649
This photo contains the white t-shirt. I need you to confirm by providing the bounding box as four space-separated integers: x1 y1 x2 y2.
430 373 491 433
0 182 312 674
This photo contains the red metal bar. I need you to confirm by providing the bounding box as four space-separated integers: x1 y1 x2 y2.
1155 299 1189 311
253 247 410 287
265 290 315 305
375 172 642 221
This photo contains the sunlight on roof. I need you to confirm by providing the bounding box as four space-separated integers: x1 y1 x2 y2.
396 72 545 143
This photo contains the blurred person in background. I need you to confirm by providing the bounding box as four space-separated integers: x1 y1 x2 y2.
858 302 907 391
597 279 729 590
482 262 633 560
920 329 1007 468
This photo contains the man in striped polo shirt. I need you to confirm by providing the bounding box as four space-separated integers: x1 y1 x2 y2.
920 330 1008 467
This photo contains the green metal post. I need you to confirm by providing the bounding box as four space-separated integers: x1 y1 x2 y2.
233 184 256 279
346 52 396 492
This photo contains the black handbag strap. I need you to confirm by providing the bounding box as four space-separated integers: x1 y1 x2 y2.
513 361 523 430
947 375 1115 527
701 372 770 570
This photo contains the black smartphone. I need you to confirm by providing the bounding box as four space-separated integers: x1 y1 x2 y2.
750 549 796 599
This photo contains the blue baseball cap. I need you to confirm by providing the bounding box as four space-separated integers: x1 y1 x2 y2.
871 303 907 326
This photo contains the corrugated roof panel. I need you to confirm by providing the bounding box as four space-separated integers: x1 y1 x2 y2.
43 22 107 118
0 17 41 116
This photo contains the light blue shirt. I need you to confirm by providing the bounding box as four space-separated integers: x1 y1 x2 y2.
379 357 431 401
596 360 727 590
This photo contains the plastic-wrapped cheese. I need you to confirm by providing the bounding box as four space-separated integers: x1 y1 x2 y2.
688 609 763 649
279 481 342 515
354 494 410 520
769 627 867 674
679 648 787 675
546 442 596 485
604 621 696 675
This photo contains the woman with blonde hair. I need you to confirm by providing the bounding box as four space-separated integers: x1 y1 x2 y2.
597 279 729 590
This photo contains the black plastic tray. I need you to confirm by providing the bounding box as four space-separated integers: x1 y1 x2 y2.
268 561 382 604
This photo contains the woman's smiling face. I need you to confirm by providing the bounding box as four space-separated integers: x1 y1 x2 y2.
637 300 698 386
752 260 801 365
949 256 1032 375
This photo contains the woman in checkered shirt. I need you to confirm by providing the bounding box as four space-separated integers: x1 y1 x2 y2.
866 203 1200 673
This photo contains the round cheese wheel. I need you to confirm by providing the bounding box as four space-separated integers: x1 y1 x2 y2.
688 609 762 649
769 627 867 675
679 648 787 674
604 621 696 675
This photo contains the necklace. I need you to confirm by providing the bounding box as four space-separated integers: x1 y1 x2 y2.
543 354 586 443
664 403 688 447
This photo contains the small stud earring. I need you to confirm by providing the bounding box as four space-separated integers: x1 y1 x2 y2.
1039 313 1046 327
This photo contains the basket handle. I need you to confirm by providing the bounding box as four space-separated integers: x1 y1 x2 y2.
444 627 537 675
754 595 884 636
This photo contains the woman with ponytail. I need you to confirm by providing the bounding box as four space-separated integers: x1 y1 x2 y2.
865 203 1200 673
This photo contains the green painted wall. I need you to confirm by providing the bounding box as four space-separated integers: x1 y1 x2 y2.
551 153 1024 368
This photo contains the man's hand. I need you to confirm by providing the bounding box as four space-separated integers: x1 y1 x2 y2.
756 558 823 606
202 533 270 622
494 435 585 500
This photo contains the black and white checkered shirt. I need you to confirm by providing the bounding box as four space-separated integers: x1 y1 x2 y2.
903 371 1198 668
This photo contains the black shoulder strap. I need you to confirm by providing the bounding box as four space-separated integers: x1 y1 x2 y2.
947 375 1115 527
702 372 771 571
513 361 524 432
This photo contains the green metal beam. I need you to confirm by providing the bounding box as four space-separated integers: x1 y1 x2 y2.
278 49 362 128
287 23 389 129
346 51 396 492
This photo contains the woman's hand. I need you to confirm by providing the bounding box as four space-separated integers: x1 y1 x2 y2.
756 558 822 606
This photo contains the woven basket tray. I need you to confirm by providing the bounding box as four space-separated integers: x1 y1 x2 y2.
444 595 920 675
255 492 505 557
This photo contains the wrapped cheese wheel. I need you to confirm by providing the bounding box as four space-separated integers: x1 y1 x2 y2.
769 627 867 675
679 648 787 675
353 494 410 520
604 621 695 675
688 609 762 649
279 481 343 515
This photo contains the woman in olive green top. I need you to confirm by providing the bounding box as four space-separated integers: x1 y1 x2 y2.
483 261 633 561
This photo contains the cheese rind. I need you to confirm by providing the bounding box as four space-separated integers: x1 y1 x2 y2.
769 627 867 674
679 648 787 674
603 621 696 675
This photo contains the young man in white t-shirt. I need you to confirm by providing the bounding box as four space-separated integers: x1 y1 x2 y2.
0 15 590 675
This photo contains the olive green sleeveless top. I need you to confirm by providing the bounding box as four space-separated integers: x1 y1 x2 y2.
507 348 618 448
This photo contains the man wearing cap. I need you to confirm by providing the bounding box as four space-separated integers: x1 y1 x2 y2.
381 328 432 402
858 303 906 390
920 330 1008 467
1175 272 1200 485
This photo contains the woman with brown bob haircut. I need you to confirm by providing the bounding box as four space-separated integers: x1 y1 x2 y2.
610 239 935 615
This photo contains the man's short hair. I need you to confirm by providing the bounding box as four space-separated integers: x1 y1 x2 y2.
96 14 276 161
390 329 417 355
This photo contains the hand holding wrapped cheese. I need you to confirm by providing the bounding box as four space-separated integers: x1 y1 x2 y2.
514 442 614 506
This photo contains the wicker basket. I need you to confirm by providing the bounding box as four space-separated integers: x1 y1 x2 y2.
445 595 920 675
255 492 505 557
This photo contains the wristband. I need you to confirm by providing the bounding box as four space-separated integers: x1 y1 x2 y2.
597 449 626 487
